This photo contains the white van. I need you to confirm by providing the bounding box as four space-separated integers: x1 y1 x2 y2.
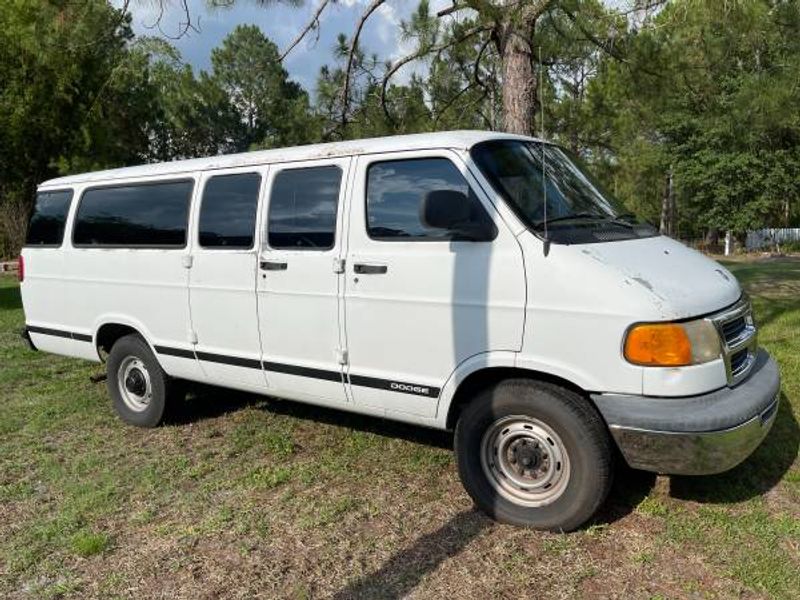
20 131 780 531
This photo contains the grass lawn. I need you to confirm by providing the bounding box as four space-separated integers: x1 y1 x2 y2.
1 258 798 599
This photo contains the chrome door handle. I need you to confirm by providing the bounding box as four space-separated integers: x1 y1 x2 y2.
353 263 388 275
260 260 288 271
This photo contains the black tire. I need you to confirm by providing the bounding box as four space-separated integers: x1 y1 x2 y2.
106 333 171 428
454 379 613 531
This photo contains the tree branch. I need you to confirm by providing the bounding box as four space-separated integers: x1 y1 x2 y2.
473 33 494 91
380 25 489 126
142 0 200 40
436 3 470 18
560 5 627 64
521 0 555 27
340 0 386 129
433 81 479 127
279 0 332 62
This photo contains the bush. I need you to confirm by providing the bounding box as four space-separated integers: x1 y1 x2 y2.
779 240 800 254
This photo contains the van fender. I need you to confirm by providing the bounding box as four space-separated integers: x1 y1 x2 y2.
513 354 602 393
434 351 518 427
434 351 596 429
91 313 159 362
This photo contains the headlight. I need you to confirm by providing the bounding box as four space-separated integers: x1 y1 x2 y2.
624 319 721 367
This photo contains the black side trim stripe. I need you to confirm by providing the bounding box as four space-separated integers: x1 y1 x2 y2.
153 346 439 398
263 361 344 383
154 345 196 360
197 351 260 370
348 374 440 398
27 325 92 343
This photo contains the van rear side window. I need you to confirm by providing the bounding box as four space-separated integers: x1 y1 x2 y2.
73 180 193 247
26 190 74 247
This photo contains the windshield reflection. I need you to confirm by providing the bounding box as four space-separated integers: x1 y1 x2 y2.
471 140 657 244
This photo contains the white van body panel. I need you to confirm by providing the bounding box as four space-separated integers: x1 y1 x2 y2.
515 233 741 397
572 235 740 320
432 350 519 427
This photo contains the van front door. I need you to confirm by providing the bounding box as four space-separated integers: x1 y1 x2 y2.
256 158 351 406
343 151 526 418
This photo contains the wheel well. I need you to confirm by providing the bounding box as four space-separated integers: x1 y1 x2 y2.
95 323 142 359
444 367 589 430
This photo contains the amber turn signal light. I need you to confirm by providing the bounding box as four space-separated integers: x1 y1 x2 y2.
624 323 692 366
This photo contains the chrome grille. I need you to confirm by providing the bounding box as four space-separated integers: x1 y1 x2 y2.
711 297 757 386
729 348 749 378
721 317 747 342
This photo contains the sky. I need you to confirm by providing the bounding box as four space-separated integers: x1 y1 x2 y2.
115 0 453 95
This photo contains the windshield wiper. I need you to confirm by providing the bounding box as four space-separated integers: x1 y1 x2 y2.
535 212 643 230
533 212 607 229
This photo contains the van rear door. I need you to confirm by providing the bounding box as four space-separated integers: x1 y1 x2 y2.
342 150 526 418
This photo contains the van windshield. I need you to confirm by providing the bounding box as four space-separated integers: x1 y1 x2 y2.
471 140 657 244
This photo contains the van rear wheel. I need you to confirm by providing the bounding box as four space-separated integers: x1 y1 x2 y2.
454 379 613 531
107 334 170 428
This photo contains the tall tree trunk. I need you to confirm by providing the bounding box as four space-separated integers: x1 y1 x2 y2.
501 28 536 136
496 1 552 136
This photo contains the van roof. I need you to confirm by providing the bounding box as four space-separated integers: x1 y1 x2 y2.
39 130 540 189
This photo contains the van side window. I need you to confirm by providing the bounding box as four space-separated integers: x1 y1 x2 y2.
199 173 261 249
73 180 193 247
267 166 342 250
26 190 74 247
366 158 493 241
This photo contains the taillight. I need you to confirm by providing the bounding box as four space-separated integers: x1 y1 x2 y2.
18 255 24 283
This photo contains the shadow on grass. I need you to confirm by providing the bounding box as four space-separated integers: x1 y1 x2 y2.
0 284 22 311
669 392 799 503
257 395 453 450
332 509 490 600
169 382 654 530
165 383 264 426
594 460 657 526
167 381 453 449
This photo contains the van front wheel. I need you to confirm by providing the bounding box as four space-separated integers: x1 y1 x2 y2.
454 379 612 531
107 334 170 428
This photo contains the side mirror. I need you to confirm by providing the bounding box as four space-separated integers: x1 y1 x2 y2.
420 190 495 241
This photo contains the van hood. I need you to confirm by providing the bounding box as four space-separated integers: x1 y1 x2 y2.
575 236 741 320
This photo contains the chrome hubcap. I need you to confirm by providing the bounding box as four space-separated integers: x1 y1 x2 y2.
480 416 570 507
117 356 152 412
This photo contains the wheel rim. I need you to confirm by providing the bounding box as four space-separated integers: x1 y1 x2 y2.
480 415 571 507
117 355 153 413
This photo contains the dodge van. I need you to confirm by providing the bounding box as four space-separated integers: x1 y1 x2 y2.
20 131 780 531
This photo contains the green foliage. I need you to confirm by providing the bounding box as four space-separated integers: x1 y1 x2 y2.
210 24 315 149
0 0 141 254
581 0 800 236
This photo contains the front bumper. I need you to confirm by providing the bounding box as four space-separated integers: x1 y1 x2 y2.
592 349 780 475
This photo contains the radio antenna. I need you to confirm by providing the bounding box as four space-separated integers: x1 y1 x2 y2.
539 44 550 255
